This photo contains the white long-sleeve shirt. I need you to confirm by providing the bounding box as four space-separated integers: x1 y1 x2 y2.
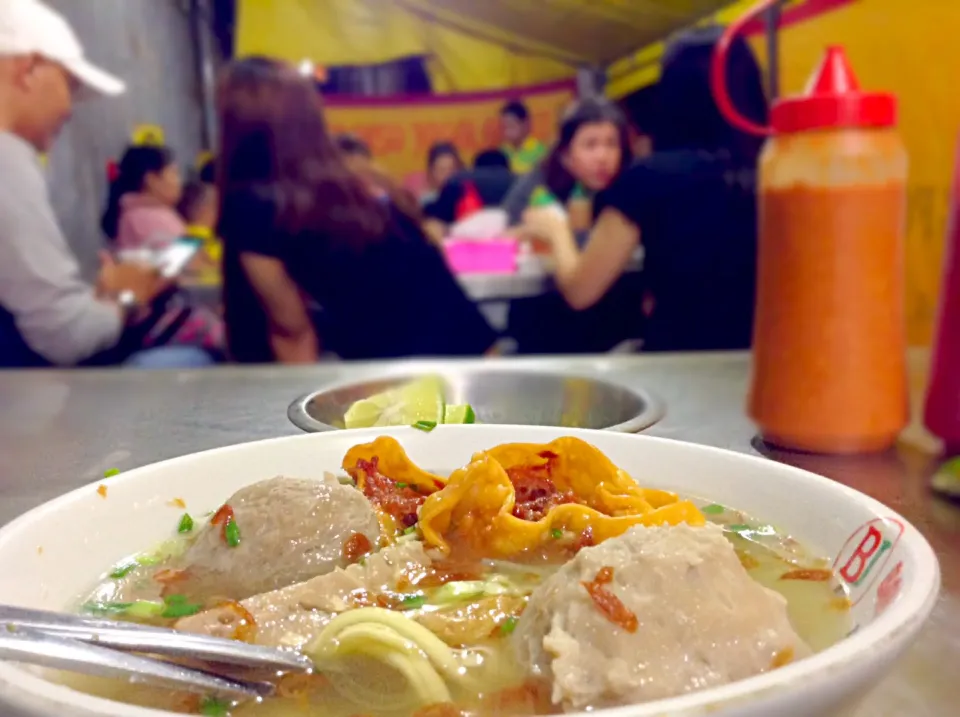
0 131 121 365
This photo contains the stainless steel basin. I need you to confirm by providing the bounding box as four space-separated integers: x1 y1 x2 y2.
288 369 663 433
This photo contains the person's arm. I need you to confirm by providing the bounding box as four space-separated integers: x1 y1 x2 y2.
554 207 640 310
238 252 319 363
0 170 123 365
422 218 446 246
521 205 639 311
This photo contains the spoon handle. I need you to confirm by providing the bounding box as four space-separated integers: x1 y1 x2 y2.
0 605 312 673
0 626 270 699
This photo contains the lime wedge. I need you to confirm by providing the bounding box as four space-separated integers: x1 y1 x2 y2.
344 398 385 429
443 404 476 424
344 375 445 428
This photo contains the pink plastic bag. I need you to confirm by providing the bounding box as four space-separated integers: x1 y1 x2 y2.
443 238 518 275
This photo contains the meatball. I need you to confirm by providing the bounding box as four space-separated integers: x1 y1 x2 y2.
177 541 431 649
513 523 809 710
173 476 380 601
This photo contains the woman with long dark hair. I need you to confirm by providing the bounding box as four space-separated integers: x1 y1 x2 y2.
503 98 637 354
503 96 632 232
216 57 496 363
101 145 185 251
521 28 768 351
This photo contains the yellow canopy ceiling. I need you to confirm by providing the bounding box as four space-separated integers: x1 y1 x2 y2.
236 0 746 94
396 0 739 66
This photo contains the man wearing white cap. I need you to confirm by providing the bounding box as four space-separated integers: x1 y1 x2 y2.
0 0 175 367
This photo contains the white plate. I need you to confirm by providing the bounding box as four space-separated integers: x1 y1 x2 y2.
0 426 940 717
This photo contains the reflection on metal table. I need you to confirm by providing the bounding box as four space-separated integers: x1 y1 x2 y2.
0 349 955 716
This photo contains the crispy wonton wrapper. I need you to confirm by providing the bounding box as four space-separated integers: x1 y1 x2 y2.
342 436 446 492
419 437 704 558
343 436 446 541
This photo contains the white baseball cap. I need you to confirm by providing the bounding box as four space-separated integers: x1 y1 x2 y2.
0 0 125 96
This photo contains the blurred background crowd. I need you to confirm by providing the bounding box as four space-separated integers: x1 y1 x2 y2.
0 0 950 369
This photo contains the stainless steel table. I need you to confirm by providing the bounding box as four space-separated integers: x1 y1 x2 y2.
0 351 956 716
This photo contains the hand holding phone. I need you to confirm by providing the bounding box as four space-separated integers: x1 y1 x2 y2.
155 237 203 279
97 251 171 305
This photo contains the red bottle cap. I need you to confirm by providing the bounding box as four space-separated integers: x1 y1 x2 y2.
771 46 897 134
456 180 484 220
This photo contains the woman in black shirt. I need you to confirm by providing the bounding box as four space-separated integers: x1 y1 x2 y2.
521 28 768 352
216 58 496 363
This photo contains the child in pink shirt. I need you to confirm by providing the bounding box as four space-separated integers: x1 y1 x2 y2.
101 145 185 251
100 145 224 356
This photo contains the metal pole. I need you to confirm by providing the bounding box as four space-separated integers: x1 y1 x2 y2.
190 0 219 149
576 67 596 98
764 1 782 100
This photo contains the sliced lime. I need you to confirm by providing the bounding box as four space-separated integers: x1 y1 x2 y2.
444 404 476 424
344 398 385 429
344 376 445 428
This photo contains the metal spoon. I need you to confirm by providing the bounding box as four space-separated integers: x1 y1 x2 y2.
0 605 313 673
0 626 270 699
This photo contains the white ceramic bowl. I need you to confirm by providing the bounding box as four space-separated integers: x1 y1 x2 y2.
0 427 940 717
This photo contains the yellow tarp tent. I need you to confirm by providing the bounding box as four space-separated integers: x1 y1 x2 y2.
235 0 741 92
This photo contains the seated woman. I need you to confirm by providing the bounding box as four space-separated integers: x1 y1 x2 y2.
505 98 638 354
520 28 767 352
101 145 185 252
420 141 463 207
216 57 497 364
505 97 632 236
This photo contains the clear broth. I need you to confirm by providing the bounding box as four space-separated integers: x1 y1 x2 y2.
62 498 850 716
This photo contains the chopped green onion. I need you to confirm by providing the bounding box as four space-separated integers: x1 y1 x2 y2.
126 600 165 619
411 420 437 432
358 557 366 566
199 696 231 716
433 581 491 603
224 518 241 548
550 529 563 539
701 504 725 515
178 513 195 534
161 594 203 619
109 560 139 579
82 601 133 615
727 524 751 533
82 600 164 618
499 616 518 636
162 602 202 618
400 595 427 610
396 482 408 488
403 525 418 535
103 468 120 478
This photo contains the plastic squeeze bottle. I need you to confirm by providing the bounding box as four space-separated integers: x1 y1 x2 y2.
924 135 960 452
713 8 908 453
